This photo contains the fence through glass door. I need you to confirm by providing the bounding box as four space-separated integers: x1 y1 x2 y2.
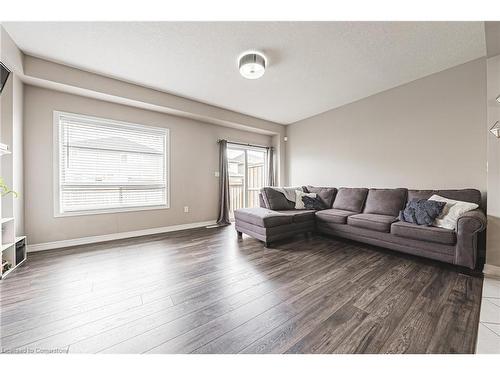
227 145 267 218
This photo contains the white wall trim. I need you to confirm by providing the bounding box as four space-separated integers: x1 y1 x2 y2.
483 264 500 277
484 263 500 278
27 220 218 253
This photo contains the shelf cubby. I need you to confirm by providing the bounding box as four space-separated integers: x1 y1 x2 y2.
1 236 26 279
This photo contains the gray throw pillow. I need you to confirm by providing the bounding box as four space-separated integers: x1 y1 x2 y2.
399 199 446 226
302 196 327 210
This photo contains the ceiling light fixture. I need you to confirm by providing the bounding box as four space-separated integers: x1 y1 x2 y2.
496 95 500 103
238 51 267 80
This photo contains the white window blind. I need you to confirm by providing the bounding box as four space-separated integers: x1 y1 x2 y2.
54 112 169 215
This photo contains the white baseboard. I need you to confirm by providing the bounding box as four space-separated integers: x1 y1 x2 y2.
484 264 500 278
27 220 218 253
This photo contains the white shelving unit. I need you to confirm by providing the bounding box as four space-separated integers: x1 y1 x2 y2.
1 216 26 279
0 143 11 156
0 142 26 280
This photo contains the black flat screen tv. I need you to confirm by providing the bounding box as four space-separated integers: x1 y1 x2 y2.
0 62 11 94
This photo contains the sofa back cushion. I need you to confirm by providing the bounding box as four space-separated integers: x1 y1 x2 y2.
407 190 434 202
332 188 368 213
436 189 481 206
407 189 481 207
363 188 407 217
304 186 337 208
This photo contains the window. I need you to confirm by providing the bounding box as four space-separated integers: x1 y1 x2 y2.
54 111 169 216
227 145 267 217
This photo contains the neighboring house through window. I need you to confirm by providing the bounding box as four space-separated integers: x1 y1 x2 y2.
53 111 169 216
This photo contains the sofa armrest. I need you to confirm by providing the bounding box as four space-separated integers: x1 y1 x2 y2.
457 209 486 234
455 209 486 269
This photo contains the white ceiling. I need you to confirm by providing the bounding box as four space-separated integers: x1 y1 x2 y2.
3 22 486 124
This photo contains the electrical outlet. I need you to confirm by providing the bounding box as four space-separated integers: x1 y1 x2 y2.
214 171 220 177
184 206 189 213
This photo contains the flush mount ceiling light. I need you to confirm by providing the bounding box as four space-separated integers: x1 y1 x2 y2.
238 51 267 80
497 95 500 103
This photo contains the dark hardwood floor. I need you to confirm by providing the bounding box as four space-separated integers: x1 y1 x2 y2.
0 225 483 354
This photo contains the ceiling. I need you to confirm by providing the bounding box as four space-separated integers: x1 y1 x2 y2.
3 22 486 124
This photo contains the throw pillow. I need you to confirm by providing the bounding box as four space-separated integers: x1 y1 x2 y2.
302 195 327 210
399 199 446 226
429 194 479 230
295 190 317 209
304 186 337 208
261 187 296 210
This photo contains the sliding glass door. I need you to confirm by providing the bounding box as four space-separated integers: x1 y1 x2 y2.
227 145 267 217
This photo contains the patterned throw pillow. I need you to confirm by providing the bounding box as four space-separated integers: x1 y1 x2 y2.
429 194 479 229
302 196 327 210
399 199 446 226
304 186 337 208
261 187 296 210
294 190 317 209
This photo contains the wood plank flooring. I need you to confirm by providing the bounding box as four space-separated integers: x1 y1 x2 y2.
0 225 483 354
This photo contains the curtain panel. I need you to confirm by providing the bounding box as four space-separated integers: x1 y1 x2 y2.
216 139 231 225
267 147 275 186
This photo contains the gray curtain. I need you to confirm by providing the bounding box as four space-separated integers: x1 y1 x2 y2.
267 147 275 186
216 140 231 226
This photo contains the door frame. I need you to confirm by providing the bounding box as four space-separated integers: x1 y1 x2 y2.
227 143 268 213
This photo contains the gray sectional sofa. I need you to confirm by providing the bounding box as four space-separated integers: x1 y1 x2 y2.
234 187 486 269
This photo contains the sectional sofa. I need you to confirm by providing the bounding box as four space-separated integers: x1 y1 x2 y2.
233 187 486 269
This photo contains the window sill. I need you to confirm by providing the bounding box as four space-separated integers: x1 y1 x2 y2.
54 204 170 218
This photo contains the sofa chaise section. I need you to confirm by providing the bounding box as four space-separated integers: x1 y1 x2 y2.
234 207 315 247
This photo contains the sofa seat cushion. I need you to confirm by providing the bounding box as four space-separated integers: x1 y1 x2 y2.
315 209 358 224
275 210 316 223
391 221 456 245
234 207 293 228
348 213 398 232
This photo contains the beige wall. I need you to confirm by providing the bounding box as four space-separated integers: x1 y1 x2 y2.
23 55 287 186
0 24 23 76
286 59 487 198
24 85 273 244
0 74 24 235
487 55 500 268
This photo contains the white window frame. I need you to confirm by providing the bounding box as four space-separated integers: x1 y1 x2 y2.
53 111 170 217
227 142 268 212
